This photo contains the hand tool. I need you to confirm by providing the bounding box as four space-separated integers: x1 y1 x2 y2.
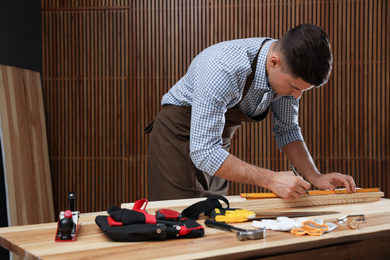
249 210 340 220
210 208 256 222
210 207 339 223
241 188 381 199
204 219 265 241
337 214 365 230
58 210 75 240
55 191 81 242
337 214 365 221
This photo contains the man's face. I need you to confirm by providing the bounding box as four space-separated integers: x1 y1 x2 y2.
266 44 315 98
268 65 314 99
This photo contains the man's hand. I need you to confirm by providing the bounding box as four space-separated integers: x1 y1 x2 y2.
266 171 311 199
215 155 311 200
310 172 356 193
282 141 357 194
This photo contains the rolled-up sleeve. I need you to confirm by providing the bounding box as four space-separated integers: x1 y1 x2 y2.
189 46 251 175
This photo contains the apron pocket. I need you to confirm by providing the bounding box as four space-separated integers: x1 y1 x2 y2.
144 120 154 134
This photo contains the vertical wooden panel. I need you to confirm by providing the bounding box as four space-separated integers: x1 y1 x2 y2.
41 0 390 214
0 65 55 225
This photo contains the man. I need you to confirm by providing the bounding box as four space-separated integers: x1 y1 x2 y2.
146 24 356 201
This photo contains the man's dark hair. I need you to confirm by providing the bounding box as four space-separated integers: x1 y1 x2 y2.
275 24 333 87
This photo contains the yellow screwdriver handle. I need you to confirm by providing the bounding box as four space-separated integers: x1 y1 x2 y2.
213 208 255 223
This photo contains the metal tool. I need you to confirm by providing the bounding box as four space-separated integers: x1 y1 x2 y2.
204 219 265 241
55 191 81 242
337 214 365 230
250 210 340 220
337 214 365 221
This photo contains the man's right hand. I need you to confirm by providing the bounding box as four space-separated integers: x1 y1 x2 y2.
266 171 311 199
215 155 311 199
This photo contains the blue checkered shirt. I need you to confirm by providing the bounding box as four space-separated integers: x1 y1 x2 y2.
161 38 304 175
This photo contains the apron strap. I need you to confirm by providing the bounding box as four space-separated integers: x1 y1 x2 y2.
234 38 271 108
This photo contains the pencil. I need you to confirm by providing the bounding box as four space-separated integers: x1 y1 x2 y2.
289 164 309 195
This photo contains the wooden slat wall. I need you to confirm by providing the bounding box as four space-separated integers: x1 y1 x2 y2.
41 0 390 214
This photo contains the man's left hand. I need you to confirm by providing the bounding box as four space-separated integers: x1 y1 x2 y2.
311 172 356 193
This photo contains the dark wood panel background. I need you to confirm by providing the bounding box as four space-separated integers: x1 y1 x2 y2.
41 0 390 214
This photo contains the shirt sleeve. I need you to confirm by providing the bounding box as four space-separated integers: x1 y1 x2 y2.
189 45 252 175
271 95 304 151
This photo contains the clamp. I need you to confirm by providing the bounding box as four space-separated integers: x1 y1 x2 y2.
337 214 365 230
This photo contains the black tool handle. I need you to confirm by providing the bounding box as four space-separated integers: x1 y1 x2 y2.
209 208 229 221
204 219 246 232
67 191 76 211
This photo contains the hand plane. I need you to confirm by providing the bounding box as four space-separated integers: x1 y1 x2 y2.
55 191 81 242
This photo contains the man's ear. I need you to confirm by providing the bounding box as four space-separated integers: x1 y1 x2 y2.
269 53 282 69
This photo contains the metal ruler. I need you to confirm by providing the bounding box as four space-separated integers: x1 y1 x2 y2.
241 188 381 199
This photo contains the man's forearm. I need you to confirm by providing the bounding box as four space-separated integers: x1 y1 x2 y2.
214 152 312 199
214 154 274 189
282 140 321 184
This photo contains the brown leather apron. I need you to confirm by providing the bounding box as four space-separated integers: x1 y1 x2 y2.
146 39 270 201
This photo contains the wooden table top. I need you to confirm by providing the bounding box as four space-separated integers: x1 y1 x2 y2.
1 195 390 260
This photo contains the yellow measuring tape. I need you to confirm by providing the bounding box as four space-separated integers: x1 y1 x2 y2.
241 188 381 199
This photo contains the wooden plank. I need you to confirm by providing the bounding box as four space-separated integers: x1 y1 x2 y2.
121 191 384 213
0 65 54 225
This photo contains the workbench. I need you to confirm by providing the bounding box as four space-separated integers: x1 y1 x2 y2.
1 195 390 259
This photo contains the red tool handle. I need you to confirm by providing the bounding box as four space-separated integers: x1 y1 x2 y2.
156 209 181 221
131 199 156 224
